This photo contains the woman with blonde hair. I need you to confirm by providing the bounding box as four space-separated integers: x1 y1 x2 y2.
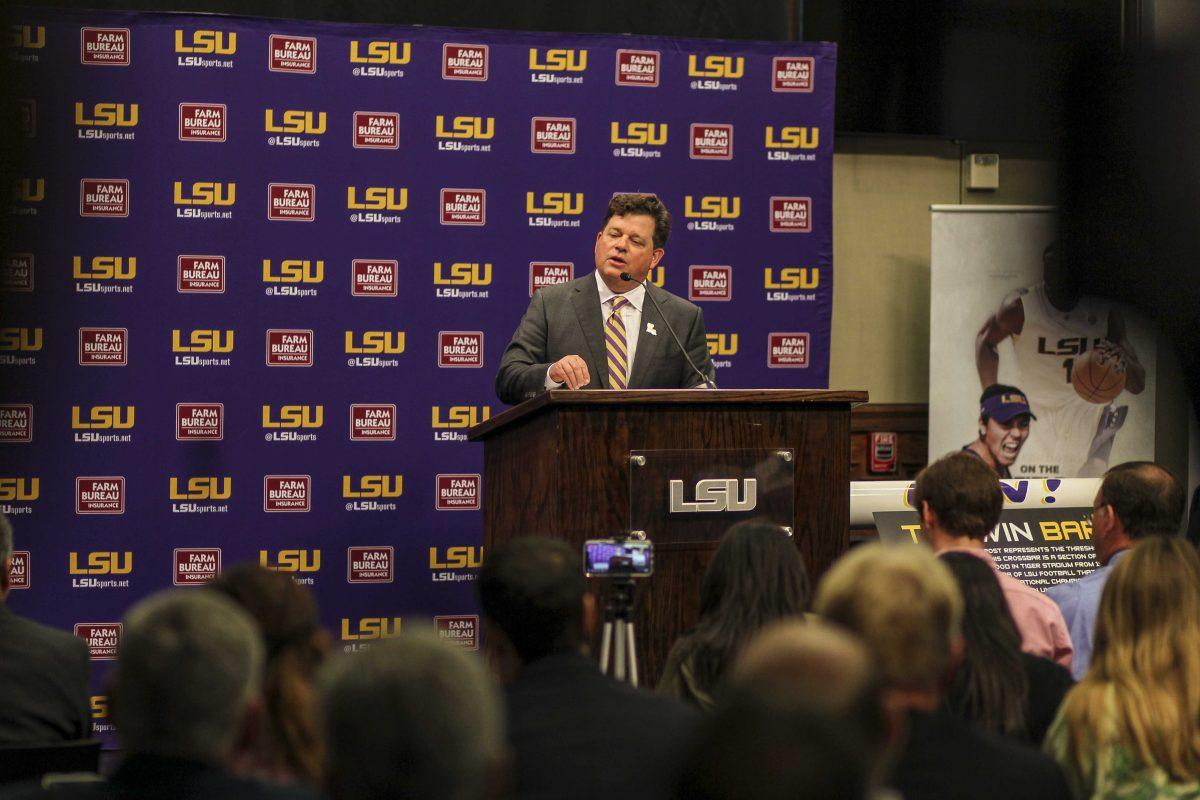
1044 536 1200 798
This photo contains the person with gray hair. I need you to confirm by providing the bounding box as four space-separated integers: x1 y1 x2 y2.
317 629 504 800
0 512 92 745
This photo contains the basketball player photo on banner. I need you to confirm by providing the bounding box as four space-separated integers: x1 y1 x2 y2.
928 206 1157 479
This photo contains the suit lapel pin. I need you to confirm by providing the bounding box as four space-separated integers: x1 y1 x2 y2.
645 322 657 336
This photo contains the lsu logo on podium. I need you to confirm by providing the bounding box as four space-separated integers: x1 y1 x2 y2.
264 109 327 135
69 551 132 575
175 30 235 54
260 549 321 573
347 186 407 211
434 262 492 286
529 48 587 72
610 122 667 146
169 477 231 501
687 54 744 79
350 40 410 64
342 475 403 498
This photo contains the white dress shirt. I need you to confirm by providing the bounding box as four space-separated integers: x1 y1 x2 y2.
545 270 645 388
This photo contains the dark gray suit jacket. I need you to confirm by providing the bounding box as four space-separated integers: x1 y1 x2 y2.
495 273 715 405
0 603 92 745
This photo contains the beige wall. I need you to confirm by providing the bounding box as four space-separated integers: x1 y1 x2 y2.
829 136 1057 403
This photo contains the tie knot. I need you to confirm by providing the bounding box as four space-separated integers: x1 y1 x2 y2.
611 295 629 311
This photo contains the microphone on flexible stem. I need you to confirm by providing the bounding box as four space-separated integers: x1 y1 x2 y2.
620 271 717 389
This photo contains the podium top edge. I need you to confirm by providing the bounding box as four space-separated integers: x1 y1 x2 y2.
468 388 869 441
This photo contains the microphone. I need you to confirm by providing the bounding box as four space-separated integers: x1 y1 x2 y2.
620 271 716 389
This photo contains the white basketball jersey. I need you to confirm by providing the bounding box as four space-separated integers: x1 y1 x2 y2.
1011 284 1109 409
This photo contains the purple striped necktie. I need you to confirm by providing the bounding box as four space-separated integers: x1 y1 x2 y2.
605 295 630 389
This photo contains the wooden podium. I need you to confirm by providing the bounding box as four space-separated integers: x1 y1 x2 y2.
468 388 867 684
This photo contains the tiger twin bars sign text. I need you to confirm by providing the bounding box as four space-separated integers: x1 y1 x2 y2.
3 5 834 726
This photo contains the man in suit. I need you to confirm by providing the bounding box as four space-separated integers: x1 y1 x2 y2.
0 513 92 745
477 536 698 800
495 193 716 405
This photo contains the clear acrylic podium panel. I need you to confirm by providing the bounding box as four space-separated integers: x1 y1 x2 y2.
628 448 796 544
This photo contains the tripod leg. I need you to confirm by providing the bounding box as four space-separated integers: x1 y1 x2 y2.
625 622 639 687
613 620 627 682
599 621 613 675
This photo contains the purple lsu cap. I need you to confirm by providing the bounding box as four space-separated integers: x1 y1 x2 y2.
981 391 1037 423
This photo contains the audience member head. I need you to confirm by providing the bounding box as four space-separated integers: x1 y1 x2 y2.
477 537 589 678
209 562 331 783
814 543 963 705
111 589 264 765
939 551 1029 738
731 620 891 787
0 511 12 600
676 521 810 699
317 630 504 800
1091 461 1185 564
913 452 1003 546
1064 536 1200 781
670 688 868 800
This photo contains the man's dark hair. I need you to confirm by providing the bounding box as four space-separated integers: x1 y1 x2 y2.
477 537 585 663
913 452 1003 539
1100 461 1185 539
602 193 672 249
978 383 1023 424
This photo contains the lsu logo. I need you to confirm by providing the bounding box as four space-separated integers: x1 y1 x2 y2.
0 328 42 351
431 406 491 429
174 30 236 54
526 192 583 215
610 122 667 146
74 103 138 127
260 549 321 573
342 475 403 498
0 478 38 502
350 40 410 64
764 267 820 290
72 406 135 430
707 333 739 356
262 259 324 283
262 405 324 429
73 256 135 280
91 696 108 719
435 115 495 140
346 186 407 210
685 196 741 219
647 265 666 287
169 477 232 501
688 54 744 79
172 329 234 353
173 181 235 206
341 617 402 641
69 552 132 575
529 48 587 72
429 546 483 570
11 25 45 50
345 331 405 354
12 178 44 203
433 263 492 286
264 109 327 134
765 126 819 150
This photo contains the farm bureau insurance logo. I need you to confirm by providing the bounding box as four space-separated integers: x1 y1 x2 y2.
9 552 28 590
350 39 409 79
772 56 814 92
352 259 397 296
348 186 407 225
531 117 576 154
179 103 226 142
765 267 820 303
527 192 583 228
438 331 483 368
530 262 573 296
615 49 659 87
353 111 398 149
442 43 487 80
172 329 233 367
440 189 485 225
75 623 121 660
174 548 220 584
75 102 137 141
269 34 316 73
689 266 732 302
175 29 236 69
76 477 125 514
72 405 134 444
81 28 129 66
0 405 32 443
529 48 586 84
435 115 494 152
69 551 132 589
264 475 311 512
268 183 315 221
80 179 128 217
434 261 491 300
769 196 812 233
350 404 396 441
690 124 733 160
768 332 810 368
266 329 313 366
436 474 480 511
435 615 479 650
347 546 393 583
178 256 225 293
79 328 127 366
174 181 235 220
1 254 34 292
177 403 223 440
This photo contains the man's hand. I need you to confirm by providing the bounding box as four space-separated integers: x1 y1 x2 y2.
549 355 590 389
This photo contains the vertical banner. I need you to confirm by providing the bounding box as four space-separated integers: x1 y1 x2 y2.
2 7 835 743
929 206 1156 479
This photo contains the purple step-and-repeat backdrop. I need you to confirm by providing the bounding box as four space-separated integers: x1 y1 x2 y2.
3 6 834 738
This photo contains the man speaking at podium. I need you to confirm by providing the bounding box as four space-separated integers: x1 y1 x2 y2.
496 194 716 405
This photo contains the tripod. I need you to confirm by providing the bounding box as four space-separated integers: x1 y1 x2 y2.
598 559 640 686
